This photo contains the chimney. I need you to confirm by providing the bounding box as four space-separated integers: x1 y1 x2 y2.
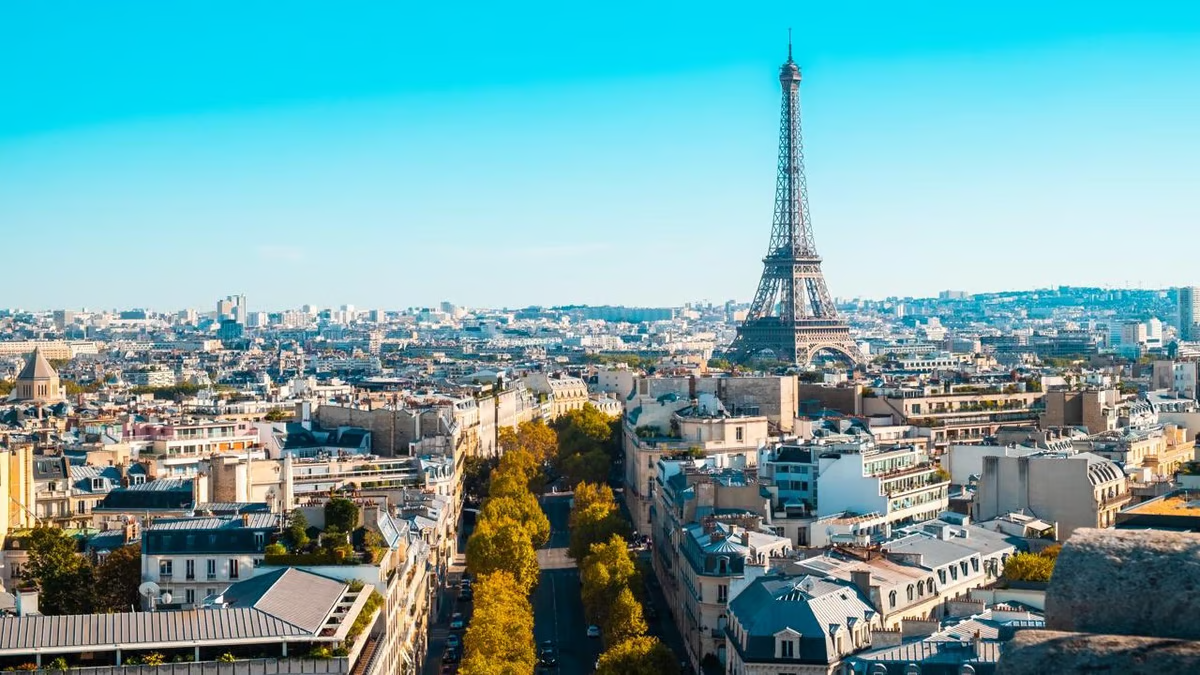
241 513 251 527
850 570 873 598
15 590 38 617
123 518 139 544
972 629 982 657
740 530 750 546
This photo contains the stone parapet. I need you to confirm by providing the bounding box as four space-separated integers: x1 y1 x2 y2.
1045 528 1200 639
997 630 1200 675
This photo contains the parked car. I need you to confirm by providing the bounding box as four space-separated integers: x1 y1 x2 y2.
586 624 601 638
460 587 474 601
446 634 462 649
450 612 465 630
442 648 460 664
538 640 557 666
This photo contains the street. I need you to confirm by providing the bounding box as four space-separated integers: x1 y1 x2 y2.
534 494 599 674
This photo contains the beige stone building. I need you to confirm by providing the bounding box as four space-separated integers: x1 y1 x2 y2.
522 372 589 419
974 451 1129 539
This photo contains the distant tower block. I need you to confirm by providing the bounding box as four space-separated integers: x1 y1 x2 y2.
728 41 861 366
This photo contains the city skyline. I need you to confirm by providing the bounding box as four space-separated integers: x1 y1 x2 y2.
3 2 1199 310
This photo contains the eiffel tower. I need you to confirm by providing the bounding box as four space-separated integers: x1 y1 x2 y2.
728 42 861 366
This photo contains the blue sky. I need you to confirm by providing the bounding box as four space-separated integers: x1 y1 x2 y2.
2 2 1199 312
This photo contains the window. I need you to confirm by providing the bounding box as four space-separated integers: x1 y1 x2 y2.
888 590 897 608
207 559 217 579
960 561 968 576
185 559 195 580
781 640 795 658
735 427 744 442
254 532 266 548
938 569 947 585
718 585 728 603
971 558 980 573
159 560 173 578
907 584 914 601
206 588 216 598
950 566 958 581
185 589 195 604
229 559 239 579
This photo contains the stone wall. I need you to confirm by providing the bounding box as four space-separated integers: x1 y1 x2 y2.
998 528 1200 674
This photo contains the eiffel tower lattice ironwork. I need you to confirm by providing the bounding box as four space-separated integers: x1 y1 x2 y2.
728 43 862 366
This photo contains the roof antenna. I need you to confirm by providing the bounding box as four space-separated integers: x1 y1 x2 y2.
788 27 793 62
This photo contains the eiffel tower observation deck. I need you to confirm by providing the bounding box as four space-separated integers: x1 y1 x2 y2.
728 41 862 366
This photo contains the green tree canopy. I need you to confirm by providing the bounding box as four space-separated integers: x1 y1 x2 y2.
479 493 550 549
24 527 95 615
580 535 641 628
466 518 541 594
552 404 616 459
324 498 360 533
95 545 142 613
284 509 310 550
460 571 536 675
595 636 678 675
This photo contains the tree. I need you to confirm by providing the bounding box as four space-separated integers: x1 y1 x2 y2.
560 449 610 488
488 470 532 501
580 536 640 618
496 448 542 492
500 420 558 464
552 405 616 459
479 493 550 549
24 527 95 615
1002 551 1057 583
94 545 141 612
324 498 360 533
284 509 310 550
465 518 541 593
264 408 293 422
463 455 499 500
569 482 627 561
461 572 536 675
595 636 678 675
604 586 647 646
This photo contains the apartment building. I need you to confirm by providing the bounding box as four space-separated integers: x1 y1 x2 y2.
1074 425 1194 478
130 419 264 478
725 574 881 675
140 511 280 606
651 457 791 670
863 387 1044 452
625 393 768 528
816 444 950 528
974 451 1129 540
522 372 589 419
0 567 384 673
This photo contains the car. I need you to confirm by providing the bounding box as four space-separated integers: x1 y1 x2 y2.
440 665 457 675
442 648 460 664
450 612 465 629
538 640 557 666
586 624 601 638
446 633 462 649
459 588 474 601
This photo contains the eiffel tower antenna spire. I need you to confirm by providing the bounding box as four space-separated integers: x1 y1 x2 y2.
727 41 861 366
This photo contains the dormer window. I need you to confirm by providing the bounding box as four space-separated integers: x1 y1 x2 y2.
781 640 795 658
91 477 105 491
132 475 146 485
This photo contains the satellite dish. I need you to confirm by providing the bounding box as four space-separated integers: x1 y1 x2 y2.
160 592 173 605
138 582 161 598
